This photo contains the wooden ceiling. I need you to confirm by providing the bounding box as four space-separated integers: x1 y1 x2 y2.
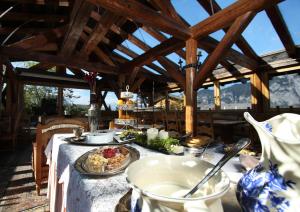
0 0 298 93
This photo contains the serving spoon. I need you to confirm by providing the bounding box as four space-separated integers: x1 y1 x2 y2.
183 138 251 198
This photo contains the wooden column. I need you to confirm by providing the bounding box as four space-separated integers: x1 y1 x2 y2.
214 81 221 110
165 91 169 112
250 72 263 113
185 38 197 135
57 87 63 116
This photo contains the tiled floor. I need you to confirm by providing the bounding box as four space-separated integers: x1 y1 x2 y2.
0 146 49 212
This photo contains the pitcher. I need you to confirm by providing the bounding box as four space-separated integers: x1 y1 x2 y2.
237 112 300 211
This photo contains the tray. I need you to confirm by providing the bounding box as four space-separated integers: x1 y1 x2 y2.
113 135 135 144
74 146 140 177
64 136 124 146
115 189 132 212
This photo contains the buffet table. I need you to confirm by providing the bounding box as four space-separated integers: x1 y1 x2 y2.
45 134 243 212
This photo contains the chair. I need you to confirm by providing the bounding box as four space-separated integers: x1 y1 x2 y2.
186 111 215 148
32 118 88 195
165 111 179 132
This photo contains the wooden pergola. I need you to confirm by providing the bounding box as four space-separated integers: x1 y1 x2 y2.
0 0 299 137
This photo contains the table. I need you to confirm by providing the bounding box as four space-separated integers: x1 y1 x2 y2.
45 134 243 212
198 120 246 143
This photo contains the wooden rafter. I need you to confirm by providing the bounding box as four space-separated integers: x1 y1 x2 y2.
60 0 94 56
196 0 260 61
265 5 296 58
7 27 65 49
199 36 259 71
80 10 120 55
80 32 116 66
123 37 185 72
88 0 191 39
0 47 118 75
191 0 282 40
194 11 256 89
28 63 54 72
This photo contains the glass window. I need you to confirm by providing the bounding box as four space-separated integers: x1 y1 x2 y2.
64 88 90 116
269 72 300 108
105 92 118 111
197 86 214 110
133 28 160 47
12 61 39 68
220 80 251 109
171 0 209 26
169 92 184 111
242 11 284 55
278 0 300 44
121 40 144 55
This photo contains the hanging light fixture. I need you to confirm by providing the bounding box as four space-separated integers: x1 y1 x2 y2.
178 51 202 73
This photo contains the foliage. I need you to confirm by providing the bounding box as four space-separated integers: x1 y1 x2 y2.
22 62 83 116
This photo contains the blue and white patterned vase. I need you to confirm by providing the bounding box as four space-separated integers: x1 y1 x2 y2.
237 112 300 212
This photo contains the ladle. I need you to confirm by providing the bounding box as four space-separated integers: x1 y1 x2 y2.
183 138 251 198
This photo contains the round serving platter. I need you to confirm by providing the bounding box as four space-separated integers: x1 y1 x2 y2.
63 136 133 146
74 145 140 177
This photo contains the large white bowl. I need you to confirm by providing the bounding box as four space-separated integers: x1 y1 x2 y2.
86 130 114 144
126 155 230 212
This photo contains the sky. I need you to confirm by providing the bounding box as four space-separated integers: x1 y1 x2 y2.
11 0 300 109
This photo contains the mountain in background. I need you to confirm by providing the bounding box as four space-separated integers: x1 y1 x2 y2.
197 73 300 109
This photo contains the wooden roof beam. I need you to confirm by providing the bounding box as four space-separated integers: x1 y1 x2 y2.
196 0 260 61
127 33 185 87
191 0 282 40
199 36 259 71
0 47 118 75
123 37 185 72
80 31 116 66
60 0 94 56
194 11 256 89
28 63 54 72
80 10 120 55
265 5 296 58
88 0 191 40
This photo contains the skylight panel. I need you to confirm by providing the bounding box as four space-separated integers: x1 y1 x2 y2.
166 53 182 64
209 30 242 53
121 40 144 55
153 61 165 70
113 49 132 60
278 0 300 45
160 31 171 39
11 61 39 68
215 0 236 8
66 68 75 76
242 11 284 55
143 66 161 75
133 28 160 47
171 0 209 26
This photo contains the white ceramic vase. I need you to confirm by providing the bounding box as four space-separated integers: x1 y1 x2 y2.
237 112 300 212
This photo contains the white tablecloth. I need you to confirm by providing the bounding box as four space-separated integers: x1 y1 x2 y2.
45 134 243 212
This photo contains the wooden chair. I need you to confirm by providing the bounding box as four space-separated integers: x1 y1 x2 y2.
186 111 215 148
165 111 179 132
32 118 88 195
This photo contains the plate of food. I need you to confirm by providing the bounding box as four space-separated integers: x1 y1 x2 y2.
74 145 140 177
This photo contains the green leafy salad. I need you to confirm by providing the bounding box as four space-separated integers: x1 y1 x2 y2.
119 129 183 154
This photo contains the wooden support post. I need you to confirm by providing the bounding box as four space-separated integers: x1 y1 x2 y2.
262 72 270 112
185 38 197 135
57 87 63 116
250 72 264 113
214 81 221 110
165 91 169 112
